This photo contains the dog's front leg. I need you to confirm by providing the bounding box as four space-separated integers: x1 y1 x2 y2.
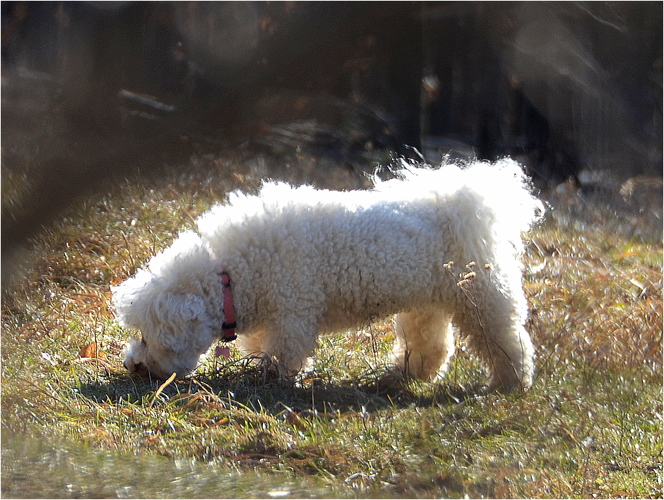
260 317 319 378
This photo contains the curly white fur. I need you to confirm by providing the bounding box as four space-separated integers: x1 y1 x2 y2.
113 159 543 391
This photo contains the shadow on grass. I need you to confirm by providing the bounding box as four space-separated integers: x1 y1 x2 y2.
76 363 485 416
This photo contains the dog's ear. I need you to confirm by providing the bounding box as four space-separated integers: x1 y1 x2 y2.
112 230 213 330
140 291 206 349
152 292 206 326
113 269 208 350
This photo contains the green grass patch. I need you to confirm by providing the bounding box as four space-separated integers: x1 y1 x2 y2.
2 155 662 498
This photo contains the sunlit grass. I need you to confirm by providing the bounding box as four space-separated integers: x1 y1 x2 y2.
2 154 662 498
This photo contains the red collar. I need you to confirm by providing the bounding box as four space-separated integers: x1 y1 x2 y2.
220 273 237 342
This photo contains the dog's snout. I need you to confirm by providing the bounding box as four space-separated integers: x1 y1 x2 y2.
125 360 150 377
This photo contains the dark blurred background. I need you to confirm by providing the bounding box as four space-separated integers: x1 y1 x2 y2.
2 1 662 262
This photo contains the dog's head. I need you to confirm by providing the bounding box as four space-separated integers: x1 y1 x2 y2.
112 231 222 379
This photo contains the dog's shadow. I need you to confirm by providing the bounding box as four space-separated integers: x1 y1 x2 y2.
77 362 486 417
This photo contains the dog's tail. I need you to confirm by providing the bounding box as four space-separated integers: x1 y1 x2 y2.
447 158 544 253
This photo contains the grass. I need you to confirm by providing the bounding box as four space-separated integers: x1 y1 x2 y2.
2 152 662 498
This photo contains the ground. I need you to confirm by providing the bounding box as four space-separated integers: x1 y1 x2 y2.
2 152 662 498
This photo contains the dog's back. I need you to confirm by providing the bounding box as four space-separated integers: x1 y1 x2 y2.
197 159 542 332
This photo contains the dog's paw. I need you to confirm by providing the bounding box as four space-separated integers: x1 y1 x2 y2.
236 353 297 385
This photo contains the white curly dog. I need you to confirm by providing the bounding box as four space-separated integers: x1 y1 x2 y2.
113 159 542 392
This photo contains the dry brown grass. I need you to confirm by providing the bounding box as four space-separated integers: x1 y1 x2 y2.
526 226 662 375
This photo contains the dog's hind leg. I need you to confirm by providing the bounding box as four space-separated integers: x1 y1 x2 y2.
392 308 455 381
453 283 534 392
